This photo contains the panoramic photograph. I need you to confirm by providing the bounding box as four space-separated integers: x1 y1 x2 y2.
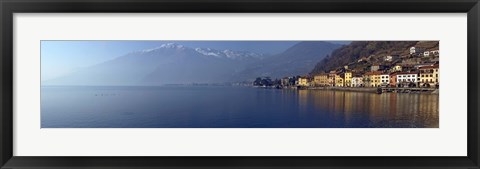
41 41 439 128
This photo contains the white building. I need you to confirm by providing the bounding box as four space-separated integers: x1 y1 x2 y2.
423 51 430 57
384 55 397 62
371 65 382 71
380 74 390 87
351 77 364 87
409 47 416 55
396 72 418 87
410 46 425 55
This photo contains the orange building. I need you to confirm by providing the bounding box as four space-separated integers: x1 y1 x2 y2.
389 72 398 87
363 71 383 87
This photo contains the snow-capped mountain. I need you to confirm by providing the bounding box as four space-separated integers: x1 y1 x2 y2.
139 43 266 60
44 43 267 86
43 42 341 86
195 48 265 60
140 43 186 52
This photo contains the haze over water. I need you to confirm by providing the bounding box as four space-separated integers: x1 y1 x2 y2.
41 86 439 128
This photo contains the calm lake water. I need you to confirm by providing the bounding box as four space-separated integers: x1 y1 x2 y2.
41 86 439 128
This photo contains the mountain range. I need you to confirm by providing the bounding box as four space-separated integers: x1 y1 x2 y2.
43 42 341 86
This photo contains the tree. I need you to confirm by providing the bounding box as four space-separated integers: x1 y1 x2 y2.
253 77 262 86
261 79 270 86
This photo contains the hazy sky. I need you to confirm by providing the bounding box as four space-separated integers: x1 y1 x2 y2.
41 41 350 81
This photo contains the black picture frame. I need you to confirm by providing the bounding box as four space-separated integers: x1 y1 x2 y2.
1 0 479 168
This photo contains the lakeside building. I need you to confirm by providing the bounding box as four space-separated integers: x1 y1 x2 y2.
297 76 311 87
396 72 419 87
328 71 336 86
314 74 329 86
389 72 398 87
281 76 296 87
310 66 437 89
281 78 289 86
344 72 352 87
419 65 439 87
287 46 438 89
335 73 344 87
364 71 382 87
380 74 390 87
352 76 364 87
434 65 439 85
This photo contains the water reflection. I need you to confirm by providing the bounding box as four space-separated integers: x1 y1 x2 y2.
41 86 439 128
298 90 439 128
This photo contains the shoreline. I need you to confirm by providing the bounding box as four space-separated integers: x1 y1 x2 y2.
254 85 439 94
42 85 439 94
308 87 438 94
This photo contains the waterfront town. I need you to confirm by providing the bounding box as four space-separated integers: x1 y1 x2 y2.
253 46 439 93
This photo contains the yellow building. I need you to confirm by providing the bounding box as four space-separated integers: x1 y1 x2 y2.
392 65 402 72
372 74 382 87
314 74 329 86
335 74 344 87
364 71 382 87
297 76 311 87
344 72 352 87
328 72 336 86
419 65 439 87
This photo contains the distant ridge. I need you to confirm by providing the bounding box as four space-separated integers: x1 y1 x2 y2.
43 41 341 86
232 41 341 81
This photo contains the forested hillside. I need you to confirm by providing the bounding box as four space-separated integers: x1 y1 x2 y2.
310 41 439 74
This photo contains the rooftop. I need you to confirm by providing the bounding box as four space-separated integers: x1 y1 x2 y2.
396 72 419 75
419 65 439 69
364 71 383 75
